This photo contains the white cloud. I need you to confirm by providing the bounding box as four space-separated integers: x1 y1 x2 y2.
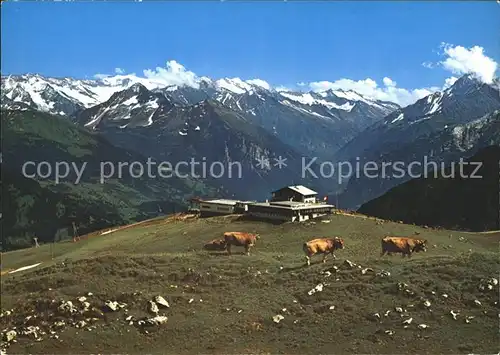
246 79 271 90
89 42 497 107
439 43 498 84
308 77 439 107
275 86 292 92
143 60 201 88
383 77 397 87
443 76 458 89
94 73 111 79
422 61 436 69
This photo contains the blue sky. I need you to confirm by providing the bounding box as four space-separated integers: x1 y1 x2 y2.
2 1 499 102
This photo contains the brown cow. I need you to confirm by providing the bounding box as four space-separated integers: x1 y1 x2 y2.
380 236 428 258
203 238 227 251
223 232 260 256
303 237 345 266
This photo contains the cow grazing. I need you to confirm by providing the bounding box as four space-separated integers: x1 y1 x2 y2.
380 236 428 258
223 232 260 256
303 237 345 266
203 238 227 251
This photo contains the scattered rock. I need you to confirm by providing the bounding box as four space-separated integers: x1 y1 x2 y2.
473 299 482 307
154 296 170 308
329 305 335 310
3 330 16 342
423 300 431 308
418 324 428 329
397 282 409 290
58 301 77 315
385 330 395 335
0 310 13 318
81 302 91 312
361 268 374 275
75 320 87 329
402 317 413 325
465 316 475 324
478 278 498 292
104 301 121 312
188 299 194 304
376 270 391 277
344 260 356 268
308 283 324 295
384 310 391 317
395 307 403 313
148 301 159 314
272 315 284 324
146 315 168 326
450 310 459 320
442 294 449 299
53 320 65 329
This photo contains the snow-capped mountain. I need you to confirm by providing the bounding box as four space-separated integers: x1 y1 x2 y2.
336 109 500 210
383 74 500 126
1 74 132 115
12 73 393 159
1 72 401 159
74 83 174 130
1 73 398 117
331 75 500 210
335 74 500 163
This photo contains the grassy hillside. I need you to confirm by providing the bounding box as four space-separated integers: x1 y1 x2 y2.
1 109 221 251
1 213 498 354
357 145 500 232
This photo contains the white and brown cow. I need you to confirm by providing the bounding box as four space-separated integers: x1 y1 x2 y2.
303 237 345 266
223 232 260 256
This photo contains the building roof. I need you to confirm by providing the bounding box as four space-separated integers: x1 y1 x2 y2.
273 185 318 196
201 199 241 206
249 201 333 210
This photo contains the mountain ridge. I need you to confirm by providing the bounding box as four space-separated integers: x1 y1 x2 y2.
335 110 500 209
357 145 500 232
2 72 402 159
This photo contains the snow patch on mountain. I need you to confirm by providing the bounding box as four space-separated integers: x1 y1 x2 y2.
85 107 111 130
391 113 404 124
279 92 355 111
215 78 253 94
280 100 333 119
425 92 444 115
123 96 139 106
